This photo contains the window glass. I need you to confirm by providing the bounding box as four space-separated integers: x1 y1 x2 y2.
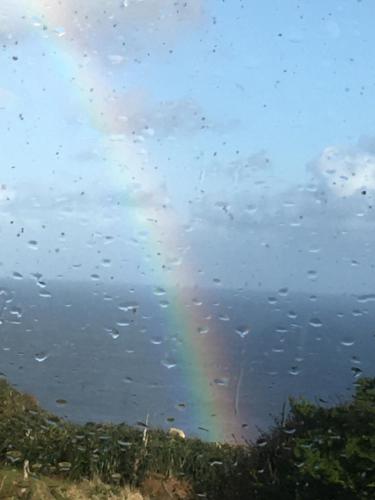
0 0 374 458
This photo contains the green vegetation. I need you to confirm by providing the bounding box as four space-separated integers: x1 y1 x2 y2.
250 377 375 499
1 377 374 499
0 467 145 499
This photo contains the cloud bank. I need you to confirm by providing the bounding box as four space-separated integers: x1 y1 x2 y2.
0 0 204 53
312 142 375 197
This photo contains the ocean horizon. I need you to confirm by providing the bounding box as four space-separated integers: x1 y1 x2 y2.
0 279 374 442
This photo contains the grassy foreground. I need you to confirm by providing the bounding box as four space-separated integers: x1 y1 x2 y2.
1 377 375 499
0 467 146 499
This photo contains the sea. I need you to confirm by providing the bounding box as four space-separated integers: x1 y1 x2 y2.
0 279 374 442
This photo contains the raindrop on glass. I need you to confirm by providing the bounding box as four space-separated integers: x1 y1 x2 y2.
34 352 49 363
28 240 38 250
218 313 230 322
150 336 163 345
197 326 209 335
161 357 177 369
340 338 355 347
56 399 68 406
214 377 229 386
309 318 322 328
307 270 317 280
288 367 300 376
235 325 250 338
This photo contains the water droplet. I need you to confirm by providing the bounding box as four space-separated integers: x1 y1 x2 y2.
35 352 49 362
9 306 22 319
340 338 355 347
218 313 230 321
197 326 209 335
150 336 163 345
214 377 229 386
58 461 71 471
276 327 288 334
278 287 288 297
245 204 257 214
12 271 23 280
116 319 130 327
351 367 362 378
308 246 321 254
161 357 177 369
6 450 22 463
104 235 114 244
357 294 375 303
283 427 296 435
153 287 166 296
309 318 322 328
288 367 300 376
0 287 12 299
109 328 120 339
235 325 250 338
28 240 38 250
118 301 139 313
56 399 67 406
159 300 170 309
272 347 284 353
54 27 66 37
117 440 132 447
256 438 268 447
307 270 317 281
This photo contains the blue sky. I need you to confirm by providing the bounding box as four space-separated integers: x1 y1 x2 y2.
124 0 375 180
0 0 375 291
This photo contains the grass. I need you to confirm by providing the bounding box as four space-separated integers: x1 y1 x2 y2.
1 377 375 499
0 467 146 499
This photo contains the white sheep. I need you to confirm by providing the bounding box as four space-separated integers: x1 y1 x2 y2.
168 427 186 439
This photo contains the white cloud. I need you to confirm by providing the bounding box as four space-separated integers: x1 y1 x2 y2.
314 145 375 197
0 184 15 203
0 0 204 49
0 87 16 109
112 92 215 137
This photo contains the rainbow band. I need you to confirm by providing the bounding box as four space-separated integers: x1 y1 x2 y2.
24 0 244 442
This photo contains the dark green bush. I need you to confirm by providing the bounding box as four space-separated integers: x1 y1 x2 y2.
1 378 375 499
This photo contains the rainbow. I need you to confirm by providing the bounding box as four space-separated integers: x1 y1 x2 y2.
20 0 245 442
